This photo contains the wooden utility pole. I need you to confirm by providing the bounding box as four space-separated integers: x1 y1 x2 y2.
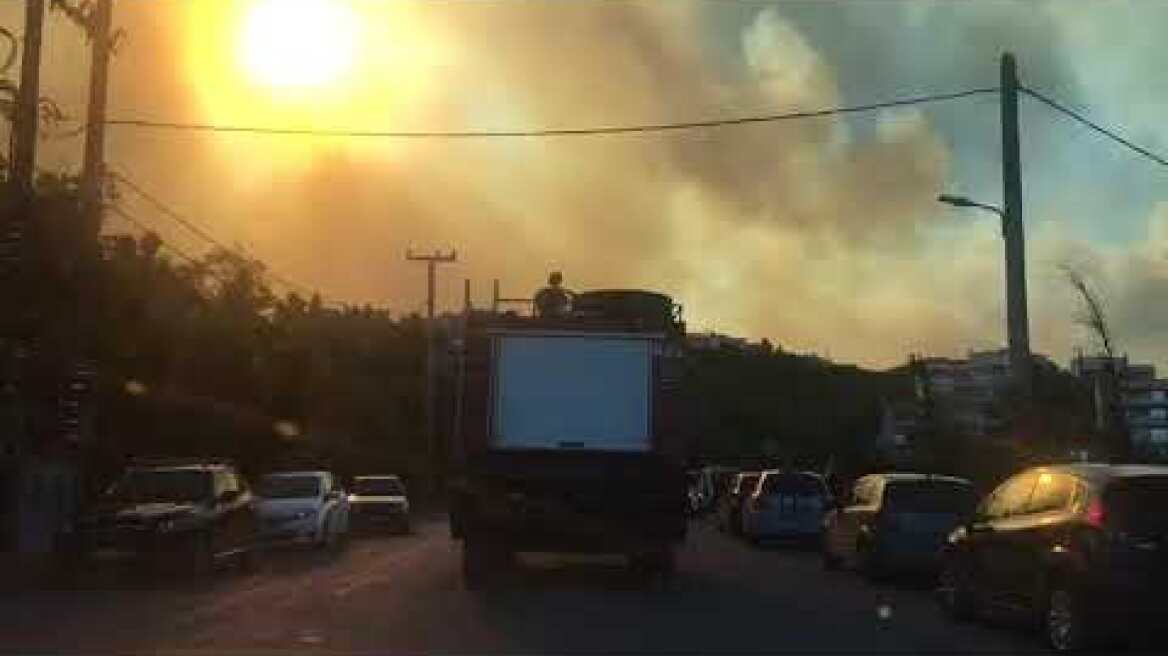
80 0 114 241
9 0 45 196
451 278 472 464
1000 52 1032 397
406 248 457 495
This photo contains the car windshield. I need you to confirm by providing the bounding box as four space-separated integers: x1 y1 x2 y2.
353 478 405 496
105 469 211 504
259 476 321 499
762 474 825 497
883 481 976 514
738 475 760 495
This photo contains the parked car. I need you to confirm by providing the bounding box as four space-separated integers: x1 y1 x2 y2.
68 459 259 576
822 473 975 577
255 471 349 549
742 470 831 544
347 475 411 533
718 471 760 535
938 464 1168 652
686 470 704 516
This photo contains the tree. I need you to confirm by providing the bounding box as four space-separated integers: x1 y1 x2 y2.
1062 263 1130 461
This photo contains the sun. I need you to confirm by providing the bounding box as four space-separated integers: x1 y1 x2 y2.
239 0 359 89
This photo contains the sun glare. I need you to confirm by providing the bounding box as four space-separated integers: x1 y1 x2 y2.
240 0 359 88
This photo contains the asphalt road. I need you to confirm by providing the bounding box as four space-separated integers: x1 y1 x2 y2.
1 518 1042 654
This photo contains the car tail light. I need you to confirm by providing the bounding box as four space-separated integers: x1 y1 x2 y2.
1085 497 1106 529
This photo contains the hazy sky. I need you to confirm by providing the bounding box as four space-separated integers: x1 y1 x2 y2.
5 0 1167 370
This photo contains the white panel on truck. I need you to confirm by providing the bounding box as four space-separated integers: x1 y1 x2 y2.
491 333 654 452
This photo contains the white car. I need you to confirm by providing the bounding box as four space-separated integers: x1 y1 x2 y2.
347 475 410 533
255 470 349 548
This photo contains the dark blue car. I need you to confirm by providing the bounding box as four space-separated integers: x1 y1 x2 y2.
823 473 976 577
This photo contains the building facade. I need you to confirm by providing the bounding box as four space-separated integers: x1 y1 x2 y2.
1072 354 1168 456
912 349 1014 439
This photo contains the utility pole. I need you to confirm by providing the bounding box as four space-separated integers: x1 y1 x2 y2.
80 0 114 242
1000 52 1032 398
451 278 471 464
406 248 457 496
9 0 45 196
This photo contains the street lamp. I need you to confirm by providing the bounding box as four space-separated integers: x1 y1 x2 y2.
938 194 1006 237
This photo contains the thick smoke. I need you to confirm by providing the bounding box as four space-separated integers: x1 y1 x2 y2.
7 1 1167 369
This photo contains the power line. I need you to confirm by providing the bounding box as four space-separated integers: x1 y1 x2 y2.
105 204 201 265
1021 86 1168 168
108 167 322 298
108 204 346 308
103 87 999 139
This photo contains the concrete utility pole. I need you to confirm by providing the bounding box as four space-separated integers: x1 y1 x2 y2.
80 0 114 241
1000 52 1032 397
406 248 457 495
9 0 45 196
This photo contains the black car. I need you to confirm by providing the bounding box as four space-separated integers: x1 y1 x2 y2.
68 460 260 576
939 464 1168 651
823 473 975 577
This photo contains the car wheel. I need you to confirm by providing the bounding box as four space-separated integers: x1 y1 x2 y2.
237 547 257 573
858 541 886 581
1045 585 1086 652
937 560 974 621
190 532 214 579
822 540 841 570
324 522 342 552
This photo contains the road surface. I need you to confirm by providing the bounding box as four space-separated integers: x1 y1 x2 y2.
1 518 1040 654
